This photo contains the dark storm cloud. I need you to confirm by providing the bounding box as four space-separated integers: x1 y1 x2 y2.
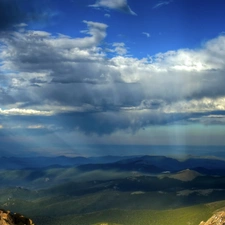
63 112 187 135
1 109 225 137
0 109 213 136
0 111 188 135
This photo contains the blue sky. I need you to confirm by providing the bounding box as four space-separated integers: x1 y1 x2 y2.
1 0 225 157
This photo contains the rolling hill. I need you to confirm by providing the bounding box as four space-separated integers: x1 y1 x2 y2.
1 155 225 224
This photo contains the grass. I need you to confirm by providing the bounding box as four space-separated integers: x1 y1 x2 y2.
2 185 225 225
1 169 225 225
32 200 225 225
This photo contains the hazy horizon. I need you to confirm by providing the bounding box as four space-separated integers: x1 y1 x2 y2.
1 145 225 159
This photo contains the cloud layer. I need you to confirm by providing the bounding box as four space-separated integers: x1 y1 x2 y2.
1 20 225 135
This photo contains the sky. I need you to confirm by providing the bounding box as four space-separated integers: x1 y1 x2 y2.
1 0 225 157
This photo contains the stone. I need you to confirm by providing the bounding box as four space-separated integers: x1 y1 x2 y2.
0 209 34 225
199 211 225 225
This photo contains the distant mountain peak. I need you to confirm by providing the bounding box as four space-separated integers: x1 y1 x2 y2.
170 169 203 181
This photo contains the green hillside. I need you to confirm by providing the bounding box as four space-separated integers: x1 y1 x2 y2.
1 165 225 225
32 201 225 225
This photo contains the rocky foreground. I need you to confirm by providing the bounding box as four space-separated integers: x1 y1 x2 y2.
0 209 34 225
199 211 225 225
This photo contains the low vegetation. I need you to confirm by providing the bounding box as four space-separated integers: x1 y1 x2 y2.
1 155 225 224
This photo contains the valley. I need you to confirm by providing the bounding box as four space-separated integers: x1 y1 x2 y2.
1 155 225 225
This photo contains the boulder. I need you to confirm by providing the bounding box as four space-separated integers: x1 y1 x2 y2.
0 209 34 225
199 211 225 225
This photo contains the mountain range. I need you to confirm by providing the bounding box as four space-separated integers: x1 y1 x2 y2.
1 155 225 176
2 154 225 224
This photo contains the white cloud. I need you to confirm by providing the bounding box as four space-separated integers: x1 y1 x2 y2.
163 97 225 113
104 13 111 18
153 0 173 9
189 114 225 125
0 108 53 116
90 0 137 15
112 42 127 55
142 32 150 38
16 23 28 27
27 125 45 129
47 20 108 49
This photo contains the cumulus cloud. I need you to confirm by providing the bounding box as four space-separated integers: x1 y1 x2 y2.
47 20 108 49
90 0 137 15
1 20 225 134
112 42 127 55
